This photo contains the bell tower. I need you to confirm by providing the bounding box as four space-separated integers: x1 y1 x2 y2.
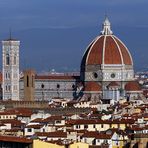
2 37 20 100
23 69 35 101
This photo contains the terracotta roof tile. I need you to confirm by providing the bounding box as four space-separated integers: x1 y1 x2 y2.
35 132 50 137
47 131 67 138
35 75 79 80
43 115 64 123
82 131 112 139
125 81 141 91
85 35 132 65
67 119 135 125
105 36 122 64
85 82 102 91
26 124 43 129
0 135 32 143
87 36 104 65
114 37 132 65
5 108 33 117
4 128 22 132
30 118 44 123
0 119 25 127
107 82 120 88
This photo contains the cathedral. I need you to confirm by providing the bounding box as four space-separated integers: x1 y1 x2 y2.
1 17 142 102
80 17 141 103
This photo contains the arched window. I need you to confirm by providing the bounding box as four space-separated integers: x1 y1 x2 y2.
6 72 10 79
5 85 7 91
6 54 10 65
5 73 7 79
8 85 11 91
14 55 16 65
27 75 29 87
32 75 34 87
8 73 10 79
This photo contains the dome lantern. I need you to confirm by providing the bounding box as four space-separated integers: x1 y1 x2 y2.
101 16 113 35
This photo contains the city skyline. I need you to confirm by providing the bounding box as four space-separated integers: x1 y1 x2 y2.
0 1 147 147
0 0 148 72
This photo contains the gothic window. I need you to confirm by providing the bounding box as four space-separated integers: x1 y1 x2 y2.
6 72 10 79
14 55 16 65
5 73 7 79
8 85 11 91
32 75 34 87
6 54 10 65
27 75 29 87
8 73 10 79
5 85 7 91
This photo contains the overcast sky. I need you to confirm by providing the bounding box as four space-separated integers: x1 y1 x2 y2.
0 0 148 72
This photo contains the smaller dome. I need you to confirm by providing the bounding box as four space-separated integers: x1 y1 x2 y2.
125 81 141 91
85 82 101 91
107 82 120 89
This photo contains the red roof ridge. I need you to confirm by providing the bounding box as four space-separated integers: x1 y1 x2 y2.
107 81 120 88
85 81 102 91
35 75 79 80
0 135 32 143
125 81 142 91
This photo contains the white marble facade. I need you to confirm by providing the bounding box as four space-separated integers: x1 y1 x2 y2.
19 77 78 100
2 39 20 100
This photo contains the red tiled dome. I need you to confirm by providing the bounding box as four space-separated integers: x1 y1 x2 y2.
85 35 133 65
125 81 141 91
82 17 133 66
107 82 120 88
85 82 101 91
